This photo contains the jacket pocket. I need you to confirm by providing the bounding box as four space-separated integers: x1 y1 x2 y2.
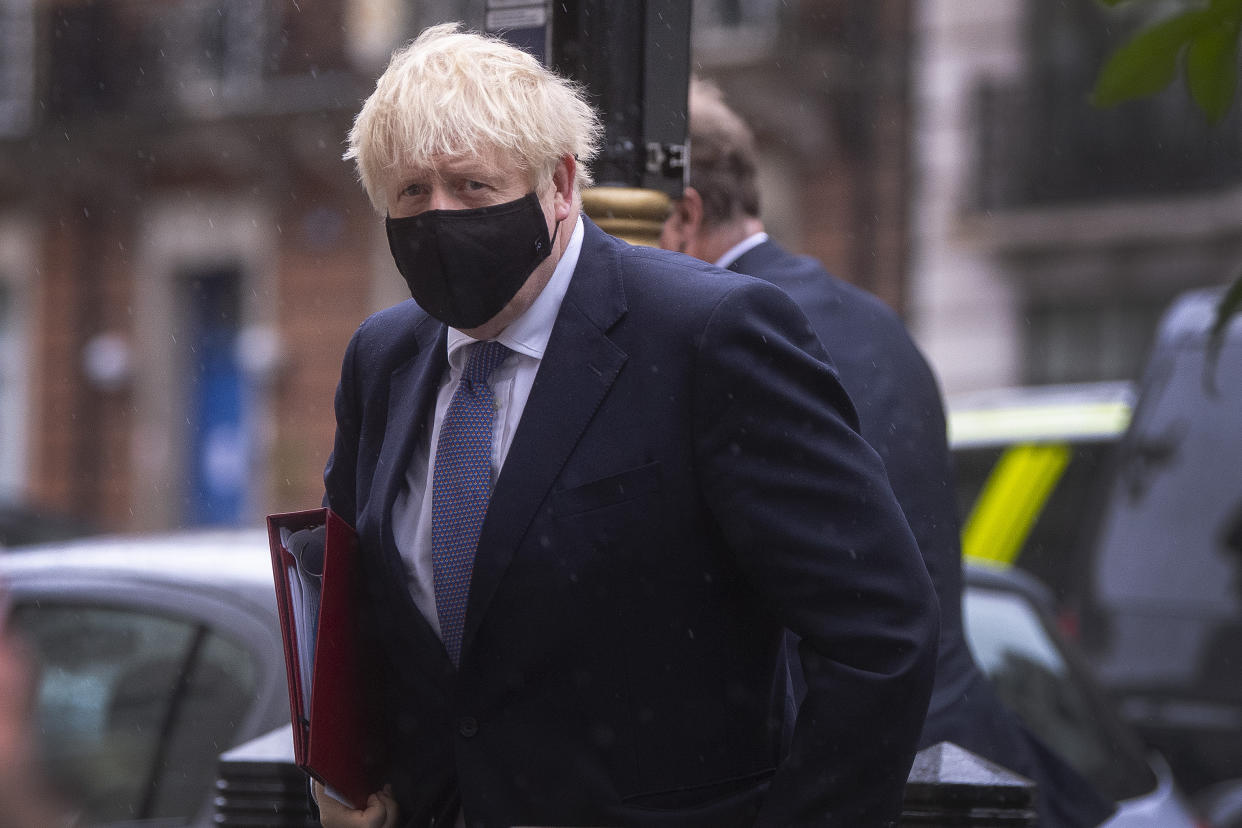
549 461 661 518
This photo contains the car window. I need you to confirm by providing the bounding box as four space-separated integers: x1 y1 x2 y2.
964 585 1155 801
9 600 258 824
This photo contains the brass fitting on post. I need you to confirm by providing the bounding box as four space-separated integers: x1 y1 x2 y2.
581 187 671 248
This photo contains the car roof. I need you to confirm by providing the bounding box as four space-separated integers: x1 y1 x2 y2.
1156 285 1242 349
947 380 1135 447
0 528 275 594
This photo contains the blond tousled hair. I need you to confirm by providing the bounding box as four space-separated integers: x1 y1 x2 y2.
346 23 603 212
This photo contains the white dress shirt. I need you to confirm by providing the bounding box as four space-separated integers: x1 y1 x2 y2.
391 215 585 637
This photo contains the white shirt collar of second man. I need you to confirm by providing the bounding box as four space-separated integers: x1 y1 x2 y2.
714 231 769 270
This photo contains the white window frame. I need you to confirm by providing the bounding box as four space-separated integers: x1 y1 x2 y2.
133 197 276 529
0 0 35 136
164 0 270 113
692 0 784 65
0 217 35 498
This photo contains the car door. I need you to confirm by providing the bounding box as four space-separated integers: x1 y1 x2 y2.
6 573 285 827
1086 287 1242 794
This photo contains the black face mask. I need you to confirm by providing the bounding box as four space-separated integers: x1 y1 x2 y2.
385 192 557 329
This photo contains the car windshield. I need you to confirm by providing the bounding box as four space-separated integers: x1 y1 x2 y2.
955 439 1117 608
963 584 1156 801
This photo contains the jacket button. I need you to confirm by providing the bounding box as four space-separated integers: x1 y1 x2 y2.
458 716 479 738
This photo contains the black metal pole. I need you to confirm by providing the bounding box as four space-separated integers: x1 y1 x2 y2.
549 0 690 244
552 1 645 189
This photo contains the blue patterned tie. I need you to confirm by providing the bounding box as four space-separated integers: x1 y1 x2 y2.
431 340 511 666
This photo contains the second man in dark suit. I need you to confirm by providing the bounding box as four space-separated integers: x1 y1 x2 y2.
660 78 1115 828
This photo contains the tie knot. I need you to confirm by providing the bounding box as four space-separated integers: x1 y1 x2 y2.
463 340 511 386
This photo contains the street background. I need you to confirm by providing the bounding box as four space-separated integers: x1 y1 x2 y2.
0 0 1236 533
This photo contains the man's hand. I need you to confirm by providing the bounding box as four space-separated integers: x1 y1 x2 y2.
314 781 398 828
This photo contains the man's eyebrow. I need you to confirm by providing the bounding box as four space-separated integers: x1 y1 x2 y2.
437 154 504 176
444 166 498 180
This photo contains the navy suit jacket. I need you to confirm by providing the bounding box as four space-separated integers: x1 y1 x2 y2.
731 239 1115 828
324 219 938 827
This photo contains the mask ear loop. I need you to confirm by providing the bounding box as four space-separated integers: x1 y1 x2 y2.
538 200 562 256
548 213 562 249
542 171 566 251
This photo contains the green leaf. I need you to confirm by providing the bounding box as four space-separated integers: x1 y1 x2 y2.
1186 16 1241 122
1210 0 1242 16
1093 10 1212 107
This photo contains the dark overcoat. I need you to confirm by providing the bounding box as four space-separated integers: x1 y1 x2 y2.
324 219 939 827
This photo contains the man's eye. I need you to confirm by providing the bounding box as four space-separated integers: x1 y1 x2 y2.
401 184 424 197
464 180 488 191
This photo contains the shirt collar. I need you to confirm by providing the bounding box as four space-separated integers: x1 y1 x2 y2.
714 231 769 270
446 214 585 368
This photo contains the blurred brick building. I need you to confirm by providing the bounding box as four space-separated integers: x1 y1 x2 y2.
0 0 405 529
0 0 918 533
910 2 1242 392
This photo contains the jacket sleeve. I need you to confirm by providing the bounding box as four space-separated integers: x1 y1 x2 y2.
691 279 939 827
323 326 364 526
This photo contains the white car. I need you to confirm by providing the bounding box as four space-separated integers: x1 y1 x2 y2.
0 530 291 827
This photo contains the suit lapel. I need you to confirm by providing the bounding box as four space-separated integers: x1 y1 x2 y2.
462 219 629 658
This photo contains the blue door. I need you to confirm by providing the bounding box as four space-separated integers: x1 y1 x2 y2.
183 268 247 526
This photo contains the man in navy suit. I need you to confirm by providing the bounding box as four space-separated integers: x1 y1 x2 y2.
318 24 938 828
660 79 1115 828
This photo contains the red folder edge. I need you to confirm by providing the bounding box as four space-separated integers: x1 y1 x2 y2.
267 507 382 809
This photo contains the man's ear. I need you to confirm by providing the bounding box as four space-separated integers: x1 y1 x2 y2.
663 186 706 257
678 186 705 237
552 154 576 222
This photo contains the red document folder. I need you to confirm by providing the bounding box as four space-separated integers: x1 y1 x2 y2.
267 507 384 809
